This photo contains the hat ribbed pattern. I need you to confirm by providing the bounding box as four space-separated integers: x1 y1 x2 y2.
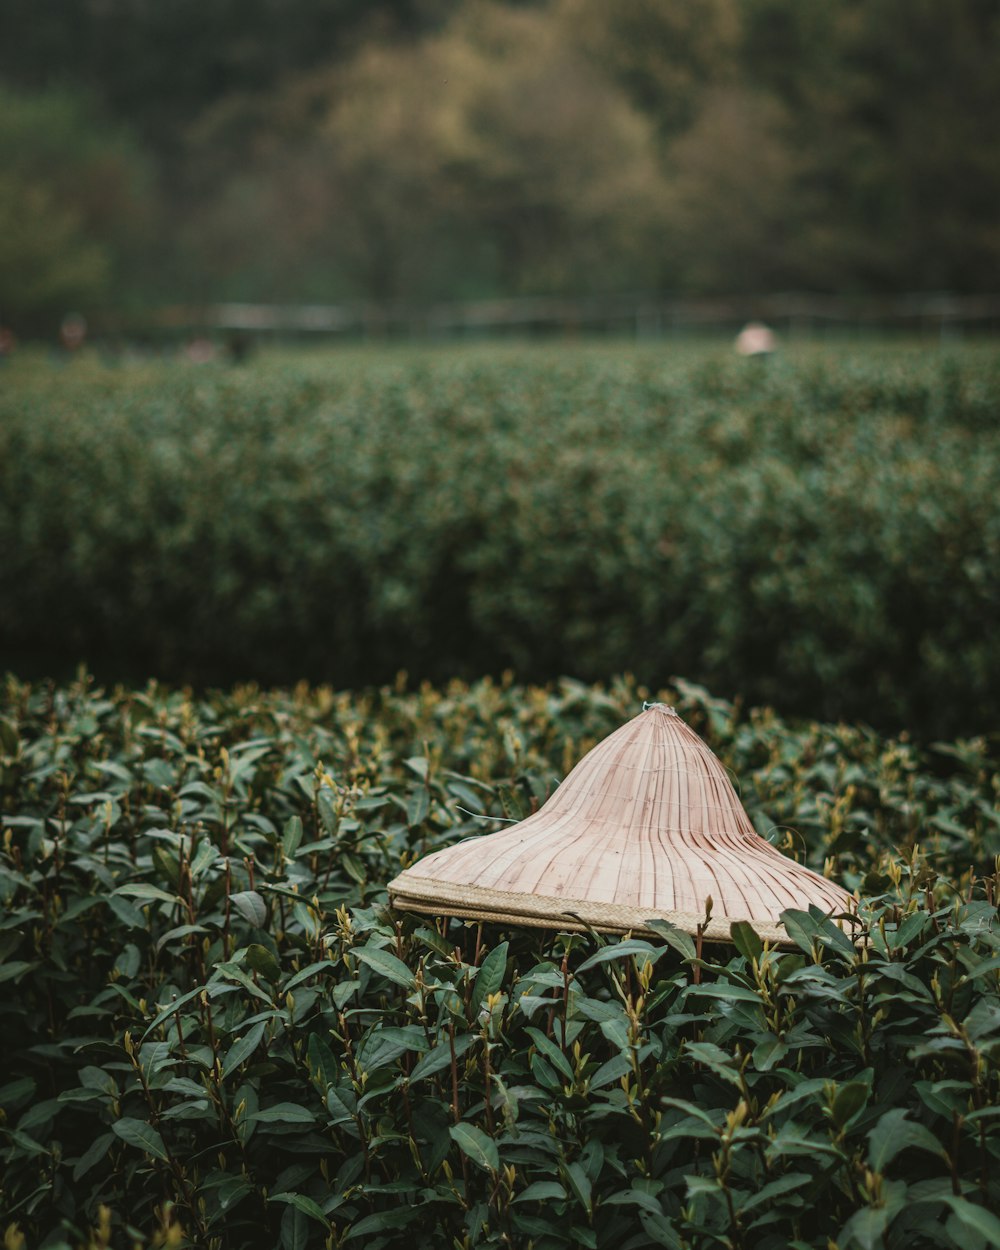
388 704 854 940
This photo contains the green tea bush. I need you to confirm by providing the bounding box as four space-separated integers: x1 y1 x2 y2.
2 673 999 1249
2 344 1000 735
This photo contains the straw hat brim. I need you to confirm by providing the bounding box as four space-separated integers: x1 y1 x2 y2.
389 871 848 945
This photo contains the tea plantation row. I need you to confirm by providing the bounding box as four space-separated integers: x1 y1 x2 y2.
2 344 999 736
2 673 999 1249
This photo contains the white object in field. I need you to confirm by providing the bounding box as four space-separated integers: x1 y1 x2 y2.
388 703 854 943
735 321 777 356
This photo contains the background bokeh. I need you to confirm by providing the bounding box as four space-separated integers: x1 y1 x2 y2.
3 0 1000 334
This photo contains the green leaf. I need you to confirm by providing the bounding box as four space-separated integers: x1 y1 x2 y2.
246 943 282 983
282 816 304 857
471 941 508 1014
644 918 696 960
222 1021 267 1077
140 985 206 1042
689 981 764 1004
449 1122 499 1173
564 1161 592 1215
752 1037 788 1071
355 946 416 989
0 961 34 983
780 909 823 954
730 920 764 961
231 890 268 928
602 1189 663 1217
683 1041 743 1088
577 939 661 971
284 959 337 992
408 1033 475 1082
867 1109 946 1171
406 787 430 828
214 961 275 1004
638 1207 682 1248
72 1132 115 1181
270 1192 330 1229
111 1117 169 1161
114 882 179 905
306 1033 339 1089
250 1102 316 1124
0 715 19 755
404 756 429 781
526 1027 574 1081
280 1205 309 1250
189 838 219 878
831 1080 870 1129
838 1205 890 1250
781 907 855 956
738 1173 811 1213
590 1053 634 1089
345 1210 417 1239
942 1197 1000 1246
514 1181 567 1203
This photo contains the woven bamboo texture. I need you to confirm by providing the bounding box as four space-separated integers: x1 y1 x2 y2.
388 703 855 942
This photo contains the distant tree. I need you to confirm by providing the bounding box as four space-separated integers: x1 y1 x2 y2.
655 86 802 293
319 2 668 298
741 0 1000 292
180 1 668 302
0 88 151 333
563 0 740 137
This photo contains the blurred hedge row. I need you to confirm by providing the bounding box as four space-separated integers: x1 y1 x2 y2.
2 345 999 735
2 674 1000 1248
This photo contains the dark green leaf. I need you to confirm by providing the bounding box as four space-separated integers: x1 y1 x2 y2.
112 1118 169 1161
246 943 281 983
449 1122 499 1172
231 890 268 928
471 941 509 1014
355 946 416 989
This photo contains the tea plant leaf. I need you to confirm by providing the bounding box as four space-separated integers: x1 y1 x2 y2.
449 1123 499 1173
72 1132 115 1181
246 943 281 983
270 1192 330 1229
941 1196 1000 1246
564 1161 592 1215
282 816 304 857
222 1021 267 1077
643 919 696 960
471 941 508 1015
514 1181 566 1203
355 947 416 989
250 1102 316 1124
526 1028 574 1081
408 1033 475 1082
730 920 763 961
867 1108 947 1171
114 883 178 906
231 890 268 928
831 1080 870 1129
139 985 206 1042
577 940 662 971
111 1118 169 1161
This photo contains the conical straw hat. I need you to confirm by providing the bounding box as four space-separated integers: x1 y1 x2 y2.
388 703 854 944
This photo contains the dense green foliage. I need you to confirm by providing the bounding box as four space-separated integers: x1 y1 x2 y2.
2 673 999 1249
3 344 1000 736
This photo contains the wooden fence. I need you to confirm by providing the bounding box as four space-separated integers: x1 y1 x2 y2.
150 291 1000 341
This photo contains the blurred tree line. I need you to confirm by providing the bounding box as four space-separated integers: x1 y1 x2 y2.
3 0 999 332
